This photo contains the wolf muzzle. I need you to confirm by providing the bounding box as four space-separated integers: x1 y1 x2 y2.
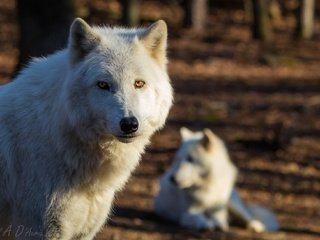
120 117 139 134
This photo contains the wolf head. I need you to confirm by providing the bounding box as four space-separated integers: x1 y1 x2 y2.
63 18 173 143
170 128 236 189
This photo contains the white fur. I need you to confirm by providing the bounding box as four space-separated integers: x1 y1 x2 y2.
0 18 172 240
154 128 278 232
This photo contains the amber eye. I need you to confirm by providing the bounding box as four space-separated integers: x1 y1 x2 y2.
134 80 145 89
97 81 110 90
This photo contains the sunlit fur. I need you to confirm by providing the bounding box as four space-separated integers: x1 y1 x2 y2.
0 18 172 240
154 128 278 232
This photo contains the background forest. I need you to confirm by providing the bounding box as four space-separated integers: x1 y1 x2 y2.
0 0 319 239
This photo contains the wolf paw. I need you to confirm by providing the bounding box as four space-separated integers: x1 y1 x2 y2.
248 220 266 233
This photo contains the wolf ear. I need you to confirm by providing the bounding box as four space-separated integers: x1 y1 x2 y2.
201 129 214 151
180 127 194 140
68 18 100 63
139 20 167 69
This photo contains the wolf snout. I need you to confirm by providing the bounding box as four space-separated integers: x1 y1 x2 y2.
120 117 139 134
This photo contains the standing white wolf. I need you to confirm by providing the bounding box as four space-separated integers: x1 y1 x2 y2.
0 18 172 240
154 128 279 232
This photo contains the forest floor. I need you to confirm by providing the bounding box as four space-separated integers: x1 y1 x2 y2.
0 1 319 239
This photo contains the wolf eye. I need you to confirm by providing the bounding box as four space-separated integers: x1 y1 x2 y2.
186 155 194 163
134 80 145 89
97 81 110 90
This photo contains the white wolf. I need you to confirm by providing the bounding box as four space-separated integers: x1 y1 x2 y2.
154 128 279 232
0 18 172 240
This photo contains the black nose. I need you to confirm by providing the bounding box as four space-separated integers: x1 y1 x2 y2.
169 175 177 185
120 117 139 134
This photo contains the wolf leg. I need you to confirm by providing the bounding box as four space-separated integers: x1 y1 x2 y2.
207 207 229 231
228 189 265 232
228 189 253 222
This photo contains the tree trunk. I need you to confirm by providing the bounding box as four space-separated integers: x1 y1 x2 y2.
296 0 315 39
251 0 273 42
121 0 140 27
269 0 281 21
16 0 75 71
182 0 207 32
244 0 253 23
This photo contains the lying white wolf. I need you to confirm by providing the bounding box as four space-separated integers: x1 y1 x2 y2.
0 18 172 239
154 128 279 232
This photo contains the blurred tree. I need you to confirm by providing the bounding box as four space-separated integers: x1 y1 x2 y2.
296 0 315 39
182 0 207 32
269 0 281 21
245 0 281 23
244 0 253 23
251 0 273 42
16 0 75 71
121 0 140 27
